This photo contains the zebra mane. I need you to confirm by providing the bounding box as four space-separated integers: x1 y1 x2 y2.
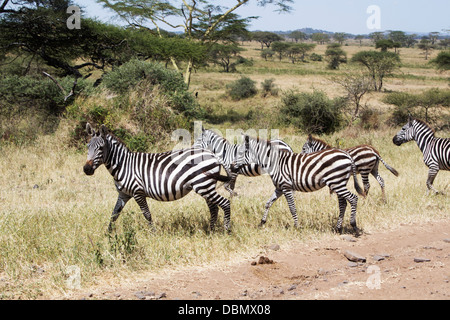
309 135 332 149
413 118 435 135
106 132 131 152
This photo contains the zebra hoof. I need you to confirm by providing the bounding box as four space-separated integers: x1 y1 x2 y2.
258 220 266 228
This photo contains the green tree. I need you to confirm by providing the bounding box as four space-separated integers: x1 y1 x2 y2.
99 0 293 88
430 50 450 71
311 32 330 44
417 37 435 60
286 43 315 63
252 31 284 49
325 43 347 69
289 30 308 42
376 39 394 52
271 41 290 61
351 51 401 91
208 43 243 72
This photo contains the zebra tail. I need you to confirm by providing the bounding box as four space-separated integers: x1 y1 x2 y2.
378 155 399 177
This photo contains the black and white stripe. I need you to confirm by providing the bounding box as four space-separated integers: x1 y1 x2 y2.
302 134 398 202
237 135 366 235
193 128 293 194
84 123 232 232
393 115 449 194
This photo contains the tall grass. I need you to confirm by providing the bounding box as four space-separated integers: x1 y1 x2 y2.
0 123 448 299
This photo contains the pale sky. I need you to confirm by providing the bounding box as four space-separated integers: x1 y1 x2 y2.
76 0 449 35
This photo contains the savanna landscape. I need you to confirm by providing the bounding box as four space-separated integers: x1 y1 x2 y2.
0 0 449 301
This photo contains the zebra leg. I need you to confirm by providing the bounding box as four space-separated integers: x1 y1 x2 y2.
206 201 219 231
195 185 232 232
260 189 283 227
282 189 299 228
335 196 347 234
336 191 360 236
361 173 371 197
371 169 386 203
426 167 440 195
108 193 131 232
134 194 154 230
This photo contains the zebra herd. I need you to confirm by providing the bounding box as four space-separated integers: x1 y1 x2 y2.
84 115 449 235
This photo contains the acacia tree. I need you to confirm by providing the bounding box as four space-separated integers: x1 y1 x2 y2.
351 51 400 91
99 0 293 88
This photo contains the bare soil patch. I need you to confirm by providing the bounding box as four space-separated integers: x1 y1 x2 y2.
59 219 450 300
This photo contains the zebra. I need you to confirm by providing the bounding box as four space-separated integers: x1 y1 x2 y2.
393 115 449 194
192 127 293 195
83 123 233 232
237 134 366 235
301 134 399 202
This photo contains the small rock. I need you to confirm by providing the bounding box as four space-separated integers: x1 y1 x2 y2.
33 184 39 189
372 255 385 261
269 244 280 251
443 239 450 243
414 257 431 263
288 284 297 291
157 292 167 299
347 262 359 267
251 261 257 266
344 250 366 263
341 235 357 242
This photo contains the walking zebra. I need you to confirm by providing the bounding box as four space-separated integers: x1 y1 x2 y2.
393 115 449 194
193 128 293 194
237 135 366 235
301 134 398 202
83 123 232 232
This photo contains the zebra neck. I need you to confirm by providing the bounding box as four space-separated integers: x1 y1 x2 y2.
104 137 130 177
414 125 435 154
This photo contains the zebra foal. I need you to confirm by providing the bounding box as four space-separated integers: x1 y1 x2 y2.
301 134 398 202
393 115 449 194
83 123 232 232
237 135 366 235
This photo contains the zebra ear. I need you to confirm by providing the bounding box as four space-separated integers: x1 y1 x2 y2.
408 113 413 124
307 134 312 142
100 124 108 137
86 122 94 136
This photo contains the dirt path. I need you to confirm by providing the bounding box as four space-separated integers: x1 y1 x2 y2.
62 219 450 300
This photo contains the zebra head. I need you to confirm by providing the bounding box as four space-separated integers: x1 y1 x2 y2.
192 126 208 149
301 134 316 154
84 123 108 175
393 115 415 146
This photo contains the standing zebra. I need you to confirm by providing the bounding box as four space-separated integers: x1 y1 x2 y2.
301 134 398 202
237 135 366 235
83 123 232 232
193 128 293 194
393 115 449 194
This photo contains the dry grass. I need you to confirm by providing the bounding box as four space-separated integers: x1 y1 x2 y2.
0 43 449 299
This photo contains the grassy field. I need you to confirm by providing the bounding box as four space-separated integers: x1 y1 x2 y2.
0 42 449 299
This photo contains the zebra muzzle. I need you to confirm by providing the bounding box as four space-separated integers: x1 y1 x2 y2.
84 160 95 175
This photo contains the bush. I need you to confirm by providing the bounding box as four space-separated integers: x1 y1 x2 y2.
102 59 204 119
102 59 185 94
261 78 279 96
226 76 258 100
280 90 345 134
310 53 323 61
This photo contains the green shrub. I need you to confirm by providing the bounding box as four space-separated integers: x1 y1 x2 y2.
226 76 258 100
261 78 279 96
310 53 323 61
280 90 345 134
102 59 186 94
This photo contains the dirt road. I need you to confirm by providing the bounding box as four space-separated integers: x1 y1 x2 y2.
62 219 450 300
